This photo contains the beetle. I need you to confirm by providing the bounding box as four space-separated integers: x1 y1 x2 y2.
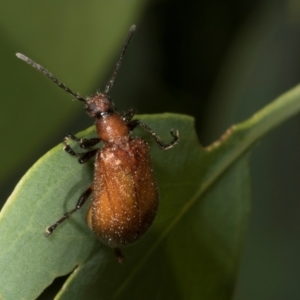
16 25 179 263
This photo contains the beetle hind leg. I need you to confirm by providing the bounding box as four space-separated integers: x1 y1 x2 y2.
45 185 93 237
114 247 124 264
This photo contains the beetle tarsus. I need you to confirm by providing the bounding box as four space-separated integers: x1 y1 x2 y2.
44 227 54 237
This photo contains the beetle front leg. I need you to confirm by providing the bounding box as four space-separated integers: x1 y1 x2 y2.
63 133 100 155
63 134 100 163
127 119 179 150
120 108 136 123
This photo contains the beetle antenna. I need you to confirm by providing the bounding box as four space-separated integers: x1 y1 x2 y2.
16 53 87 103
104 24 136 94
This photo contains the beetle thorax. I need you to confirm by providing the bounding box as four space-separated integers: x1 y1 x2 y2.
85 93 129 142
96 114 130 142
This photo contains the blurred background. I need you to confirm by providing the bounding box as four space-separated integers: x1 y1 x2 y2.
1 0 300 299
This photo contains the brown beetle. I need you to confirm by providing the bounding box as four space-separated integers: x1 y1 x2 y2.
16 25 179 263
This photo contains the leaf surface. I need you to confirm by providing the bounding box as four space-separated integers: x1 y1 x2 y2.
1 84 300 299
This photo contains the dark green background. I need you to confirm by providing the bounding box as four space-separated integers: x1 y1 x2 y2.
1 1 300 299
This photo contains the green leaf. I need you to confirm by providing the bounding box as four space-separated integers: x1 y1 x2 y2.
1 83 300 299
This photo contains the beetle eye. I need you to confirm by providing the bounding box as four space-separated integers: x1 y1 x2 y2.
88 103 97 111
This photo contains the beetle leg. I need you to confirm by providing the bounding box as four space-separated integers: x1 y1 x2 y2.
120 108 136 123
45 185 93 237
77 149 99 164
64 133 100 149
63 134 100 163
127 119 179 150
114 248 124 264
63 144 99 164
